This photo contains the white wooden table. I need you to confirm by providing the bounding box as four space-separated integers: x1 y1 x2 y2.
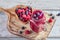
0 0 60 40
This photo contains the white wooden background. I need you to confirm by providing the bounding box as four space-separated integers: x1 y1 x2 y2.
0 0 60 40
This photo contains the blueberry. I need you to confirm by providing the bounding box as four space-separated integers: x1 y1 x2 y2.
36 12 40 17
19 31 23 34
15 8 18 13
27 6 32 12
49 13 52 16
25 10 29 15
33 17 36 19
52 16 55 19
35 17 39 20
33 14 36 17
22 26 26 30
20 12 24 15
33 14 39 20
57 13 60 16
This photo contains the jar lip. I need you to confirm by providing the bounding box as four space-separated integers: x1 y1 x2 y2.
33 10 42 14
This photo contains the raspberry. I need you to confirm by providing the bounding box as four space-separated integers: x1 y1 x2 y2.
22 15 26 18
25 30 31 34
26 15 30 19
17 9 21 13
48 18 53 23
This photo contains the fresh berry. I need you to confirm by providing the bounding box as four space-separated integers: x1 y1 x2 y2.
25 10 29 15
22 26 26 30
17 9 24 14
25 30 32 34
22 15 26 18
48 18 53 23
19 31 23 34
25 6 32 13
57 13 60 16
49 14 53 16
26 15 30 20
17 9 21 13
52 16 55 19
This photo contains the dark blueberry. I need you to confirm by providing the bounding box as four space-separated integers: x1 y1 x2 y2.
22 26 26 30
33 16 37 19
19 31 23 34
27 6 32 10
25 10 29 15
52 16 55 19
49 14 53 16
36 13 38 16
35 17 39 20
27 6 32 13
35 12 40 17
15 8 18 13
57 13 60 16
33 16 36 19
33 14 36 19
20 12 24 15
